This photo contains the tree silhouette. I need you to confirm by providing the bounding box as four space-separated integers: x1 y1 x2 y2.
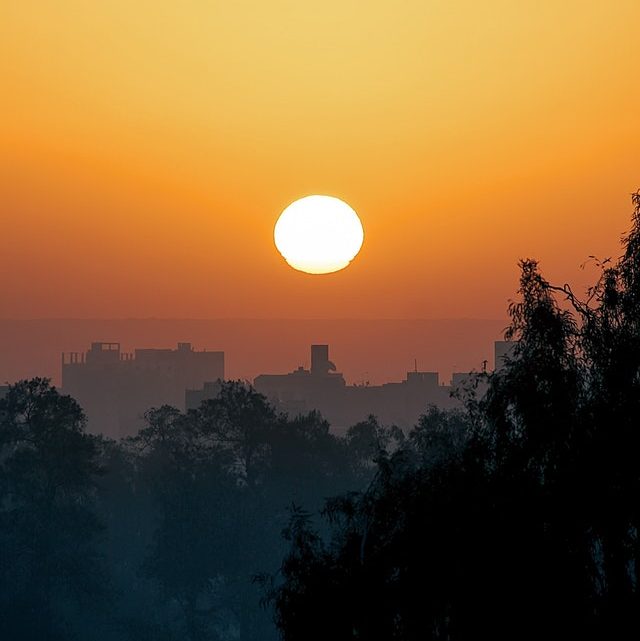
266 191 640 641
0 379 104 639
129 404 236 641
128 383 368 640
195 380 278 488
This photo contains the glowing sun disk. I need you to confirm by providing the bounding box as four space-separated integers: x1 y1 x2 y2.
274 195 364 274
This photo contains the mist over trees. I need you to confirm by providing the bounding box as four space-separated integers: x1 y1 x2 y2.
0 378 377 640
1 192 640 640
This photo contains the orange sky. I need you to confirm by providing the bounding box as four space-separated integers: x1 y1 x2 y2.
1 1 639 320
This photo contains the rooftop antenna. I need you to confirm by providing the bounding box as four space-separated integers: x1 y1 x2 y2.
414 358 418 373
482 359 488 373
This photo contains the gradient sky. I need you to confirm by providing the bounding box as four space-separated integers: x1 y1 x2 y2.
2 1 639 320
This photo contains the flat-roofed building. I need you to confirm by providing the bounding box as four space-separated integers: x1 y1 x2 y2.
62 342 224 437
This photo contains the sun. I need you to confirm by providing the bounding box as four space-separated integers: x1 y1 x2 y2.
274 195 364 275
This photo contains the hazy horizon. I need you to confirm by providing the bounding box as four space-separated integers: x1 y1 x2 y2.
0 317 507 388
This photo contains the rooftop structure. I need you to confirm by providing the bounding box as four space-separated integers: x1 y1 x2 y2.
62 342 224 437
254 344 455 430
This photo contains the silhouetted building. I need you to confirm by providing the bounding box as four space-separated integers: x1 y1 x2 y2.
185 380 223 411
450 341 517 398
255 345 455 431
255 344 347 419
0 385 8 400
62 342 224 437
310 344 336 375
450 371 489 399
495 340 516 370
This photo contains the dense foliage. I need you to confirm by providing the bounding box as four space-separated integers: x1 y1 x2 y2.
0 379 384 640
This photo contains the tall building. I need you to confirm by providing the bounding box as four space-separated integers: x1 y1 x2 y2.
62 342 224 437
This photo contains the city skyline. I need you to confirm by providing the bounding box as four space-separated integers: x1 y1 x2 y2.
55 338 509 436
0 317 506 389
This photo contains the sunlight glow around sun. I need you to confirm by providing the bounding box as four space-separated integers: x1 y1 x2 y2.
274 195 364 275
